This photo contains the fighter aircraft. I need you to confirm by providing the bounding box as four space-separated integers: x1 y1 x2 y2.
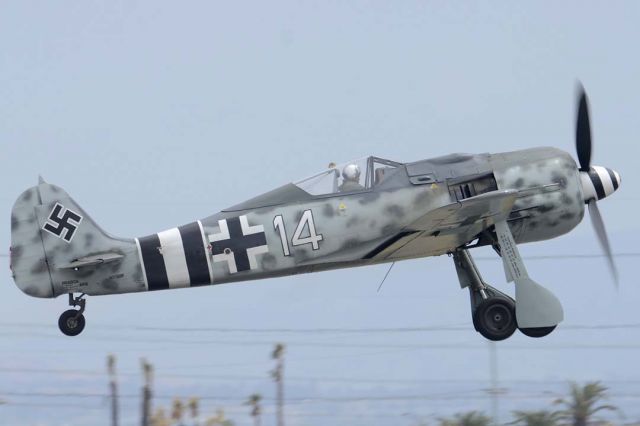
9 86 620 339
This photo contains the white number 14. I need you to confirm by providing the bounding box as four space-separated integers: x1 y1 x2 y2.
273 210 323 256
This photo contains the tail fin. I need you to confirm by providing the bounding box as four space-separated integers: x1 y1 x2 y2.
10 178 144 298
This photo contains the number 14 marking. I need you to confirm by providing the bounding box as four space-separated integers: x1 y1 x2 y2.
273 210 323 256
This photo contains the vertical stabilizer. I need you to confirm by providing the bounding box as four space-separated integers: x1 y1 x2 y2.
10 182 146 298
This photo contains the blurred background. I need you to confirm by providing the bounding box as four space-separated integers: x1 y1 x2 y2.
1 1 639 425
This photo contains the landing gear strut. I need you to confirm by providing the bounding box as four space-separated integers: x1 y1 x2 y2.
58 293 86 336
453 249 517 341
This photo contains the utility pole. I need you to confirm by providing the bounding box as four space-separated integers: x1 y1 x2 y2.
141 358 154 426
245 394 262 426
107 354 119 426
487 342 506 426
271 343 285 426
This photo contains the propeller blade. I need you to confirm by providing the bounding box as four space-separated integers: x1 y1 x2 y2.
576 85 592 172
588 199 619 287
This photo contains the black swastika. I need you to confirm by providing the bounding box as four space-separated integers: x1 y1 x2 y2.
42 203 83 242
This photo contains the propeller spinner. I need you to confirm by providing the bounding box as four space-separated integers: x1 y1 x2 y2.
575 85 621 285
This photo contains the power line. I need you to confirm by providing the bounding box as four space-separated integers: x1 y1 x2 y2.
3 327 640 351
0 402 108 410
5 335 640 351
3 390 640 403
130 325 467 334
0 402 429 420
4 322 640 336
475 252 640 260
0 398 578 421
91 322 640 334
3 366 640 386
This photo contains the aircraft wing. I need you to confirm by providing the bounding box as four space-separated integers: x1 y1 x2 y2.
366 189 518 260
408 189 518 232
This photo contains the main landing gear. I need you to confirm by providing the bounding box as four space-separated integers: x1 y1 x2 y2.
58 293 86 337
453 248 555 341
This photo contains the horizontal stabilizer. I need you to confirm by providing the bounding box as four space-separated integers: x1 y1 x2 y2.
57 252 124 270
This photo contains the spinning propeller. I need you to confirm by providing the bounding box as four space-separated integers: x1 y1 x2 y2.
575 84 621 286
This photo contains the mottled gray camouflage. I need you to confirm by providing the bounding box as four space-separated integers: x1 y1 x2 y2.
10 147 584 300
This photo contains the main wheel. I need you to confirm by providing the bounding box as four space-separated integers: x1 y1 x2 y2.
473 298 517 341
58 309 86 336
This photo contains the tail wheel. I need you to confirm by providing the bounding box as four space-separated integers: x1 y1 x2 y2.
473 298 517 341
58 309 86 337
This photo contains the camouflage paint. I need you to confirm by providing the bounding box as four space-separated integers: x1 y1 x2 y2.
9 148 600 298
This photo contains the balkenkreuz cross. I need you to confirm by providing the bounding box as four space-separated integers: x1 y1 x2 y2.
208 216 269 274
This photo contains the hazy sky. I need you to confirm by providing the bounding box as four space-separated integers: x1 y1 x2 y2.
2 2 640 426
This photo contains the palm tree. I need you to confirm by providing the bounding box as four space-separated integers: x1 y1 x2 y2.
555 382 619 426
171 399 185 426
245 394 262 426
511 410 561 426
150 408 170 426
188 398 200 426
205 409 235 426
439 411 492 426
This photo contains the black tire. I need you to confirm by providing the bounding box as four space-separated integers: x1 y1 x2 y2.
519 326 556 338
473 298 517 341
58 309 86 337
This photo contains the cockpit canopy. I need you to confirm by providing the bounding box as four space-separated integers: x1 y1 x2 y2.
295 156 402 196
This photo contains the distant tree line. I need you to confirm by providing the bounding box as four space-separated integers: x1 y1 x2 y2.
436 382 621 426
107 353 621 426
